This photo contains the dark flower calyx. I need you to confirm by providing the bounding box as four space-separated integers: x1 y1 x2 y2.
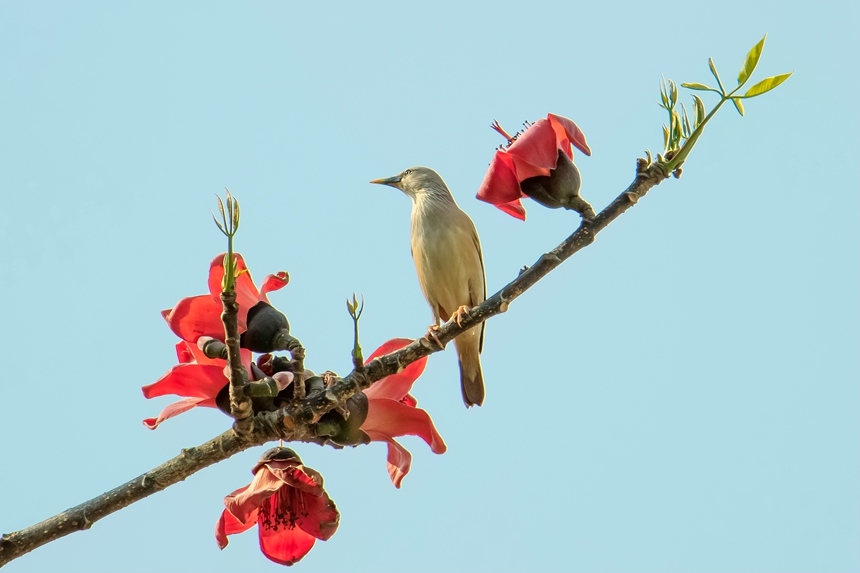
259 446 300 464
240 301 292 352
315 392 370 446
520 150 582 209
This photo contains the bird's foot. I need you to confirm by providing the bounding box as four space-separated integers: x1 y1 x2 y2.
449 305 471 328
425 324 445 350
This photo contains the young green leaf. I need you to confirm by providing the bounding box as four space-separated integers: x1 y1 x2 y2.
216 195 226 228
662 124 670 150
742 72 793 98
731 97 745 116
671 109 682 148
681 82 716 92
708 58 726 94
211 211 226 234
681 103 692 137
692 94 706 128
737 34 766 86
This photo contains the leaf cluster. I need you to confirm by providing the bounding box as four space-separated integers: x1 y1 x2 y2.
656 34 793 175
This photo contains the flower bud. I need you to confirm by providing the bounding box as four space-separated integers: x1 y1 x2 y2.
240 301 292 352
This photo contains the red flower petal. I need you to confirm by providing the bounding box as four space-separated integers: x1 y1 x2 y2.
364 339 427 401
494 198 527 221
163 294 224 343
258 272 289 304
207 254 265 330
142 397 208 430
224 470 286 525
363 398 447 455
258 518 318 566
548 113 591 156
506 118 558 177
141 363 226 400
364 430 412 488
215 506 257 550
294 491 339 541
267 463 326 496
365 338 414 362
476 151 523 208
174 341 195 364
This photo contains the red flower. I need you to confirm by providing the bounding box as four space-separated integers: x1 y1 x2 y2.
141 338 271 429
216 447 339 566
162 253 289 344
476 113 591 220
361 338 447 488
143 253 291 428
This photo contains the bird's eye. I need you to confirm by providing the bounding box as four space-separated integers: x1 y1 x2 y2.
403 169 412 176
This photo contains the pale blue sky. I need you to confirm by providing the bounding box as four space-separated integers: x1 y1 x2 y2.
1 2 857 572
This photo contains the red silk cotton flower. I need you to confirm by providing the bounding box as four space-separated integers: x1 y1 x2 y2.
142 338 259 429
216 447 339 566
361 338 447 488
476 113 591 220
162 253 289 344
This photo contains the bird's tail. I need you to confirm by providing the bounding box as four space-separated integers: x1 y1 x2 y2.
454 330 485 407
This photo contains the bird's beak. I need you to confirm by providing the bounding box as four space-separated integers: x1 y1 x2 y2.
369 175 402 189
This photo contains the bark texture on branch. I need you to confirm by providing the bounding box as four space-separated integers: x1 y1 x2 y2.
0 159 668 568
0 430 263 566
221 291 253 428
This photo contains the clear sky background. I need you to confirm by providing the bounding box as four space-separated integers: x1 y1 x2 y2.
1 2 857 572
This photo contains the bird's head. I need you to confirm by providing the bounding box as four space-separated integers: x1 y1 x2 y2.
370 166 452 202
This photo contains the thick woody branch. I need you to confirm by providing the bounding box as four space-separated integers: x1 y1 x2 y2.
0 159 667 568
0 429 262 566
288 159 669 423
220 291 253 428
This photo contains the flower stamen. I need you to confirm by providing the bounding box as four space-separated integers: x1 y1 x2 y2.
490 120 517 147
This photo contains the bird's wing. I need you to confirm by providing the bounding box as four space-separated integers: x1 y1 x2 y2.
469 224 487 354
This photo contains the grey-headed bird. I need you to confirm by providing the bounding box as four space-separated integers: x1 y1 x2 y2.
370 167 486 407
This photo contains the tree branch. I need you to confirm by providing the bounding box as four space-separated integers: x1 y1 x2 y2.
221 291 254 429
0 158 667 568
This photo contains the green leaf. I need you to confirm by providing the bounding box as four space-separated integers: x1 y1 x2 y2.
742 72 793 98
662 125 669 150
708 58 726 94
692 94 706 128
216 194 226 221
681 82 715 91
659 80 669 107
738 34 766 86
681 103 692 137
732 97 745 116
671 109 682 147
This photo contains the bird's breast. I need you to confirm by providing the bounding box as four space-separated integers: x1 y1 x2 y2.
410 205 483 319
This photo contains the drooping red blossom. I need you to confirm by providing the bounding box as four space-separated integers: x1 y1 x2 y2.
361 338 447 488
476 113 591 220
141 338 260 429
161 253 289 344
216 447 339 566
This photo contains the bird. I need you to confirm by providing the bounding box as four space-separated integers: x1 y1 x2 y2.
370 167 487 407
